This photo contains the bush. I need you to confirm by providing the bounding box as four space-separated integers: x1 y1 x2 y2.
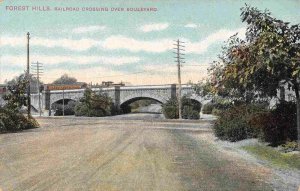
212 108 222 116
0 107 39 133
214 101 297 145
162 104 178 119
74 103 89 116
250 101 297 146
74 88 114 117
182 105 200 119
213 104 266 142
202 103 214 114
162 97 201 119
215 118 249 141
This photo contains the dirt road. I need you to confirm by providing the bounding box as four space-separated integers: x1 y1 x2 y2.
0 117 272 191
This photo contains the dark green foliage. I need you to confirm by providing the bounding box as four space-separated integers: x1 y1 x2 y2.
202 99 233 115
182 97 201 112
162 97 201 119
214 104 266 142
250 101 297 146
3 75 28 111
182 106 200 120
162 98 178 119
214 118 249 142
208 5 300 146
202 103 214 114
1 74 39 133
214 102 297 145
5 73 44 94
74 103 89 116
74 88 114 117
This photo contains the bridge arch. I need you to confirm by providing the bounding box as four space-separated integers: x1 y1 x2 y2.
120 96 163 107
51 98 77 108
120 96 164 114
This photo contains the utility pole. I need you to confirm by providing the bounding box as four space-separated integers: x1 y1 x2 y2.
173 39 185 119
31 62 43 116
62 89 65 116
26 32 31 117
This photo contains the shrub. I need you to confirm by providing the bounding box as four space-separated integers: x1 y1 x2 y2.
213 104 266 142
250 101 297 146
162 104 178 119
74 88 114 117
212 108 222 116
162 97 201 119
182 105 200 120
0 107 39 133
215 118 249 141
74 103 89 116
202 103 214 114
214 101 297 145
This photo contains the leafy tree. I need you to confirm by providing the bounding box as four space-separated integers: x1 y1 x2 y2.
2 74 28 111
1 74 40 132
52 74 77 85
209 5 300 147
75 88 113 117
5 73 44 93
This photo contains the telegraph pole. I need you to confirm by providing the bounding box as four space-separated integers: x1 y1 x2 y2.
27 32 31 117
62 89 65 116
173 39 185 119
31 62 43 116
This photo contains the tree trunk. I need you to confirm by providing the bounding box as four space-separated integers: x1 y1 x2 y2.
295 84 300 150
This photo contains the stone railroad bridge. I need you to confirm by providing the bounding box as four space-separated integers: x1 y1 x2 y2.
30 84 210 114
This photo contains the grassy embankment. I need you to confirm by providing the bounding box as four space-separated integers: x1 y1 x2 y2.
243 145 300 170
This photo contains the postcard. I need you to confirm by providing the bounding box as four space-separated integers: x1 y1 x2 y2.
0 0 299 190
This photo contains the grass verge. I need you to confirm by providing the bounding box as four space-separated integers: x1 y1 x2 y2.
243 144 300 170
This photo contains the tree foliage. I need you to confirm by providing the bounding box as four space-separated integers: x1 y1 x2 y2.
162 96 201 119
5 73 44 93
1 74 39 133
209 5 300 103
74 88 114 117
2 74 28 111
206 5 300 147
52 74 78 85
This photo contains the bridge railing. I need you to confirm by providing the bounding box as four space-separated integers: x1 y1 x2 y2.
39 84 194 93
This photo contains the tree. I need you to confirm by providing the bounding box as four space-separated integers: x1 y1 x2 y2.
209 5 300 147
3 74 28 111
52 74 77 85
1 75 40 132
5 73 44 93
74 88 113 117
